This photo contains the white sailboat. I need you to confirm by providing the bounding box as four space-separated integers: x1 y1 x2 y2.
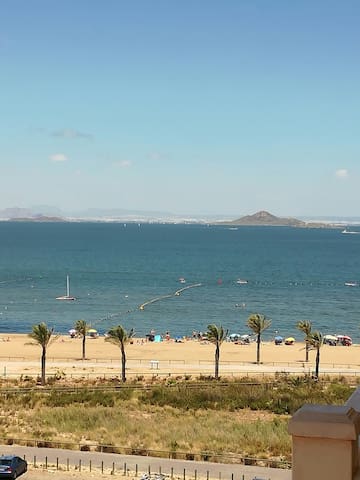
56 275 76 301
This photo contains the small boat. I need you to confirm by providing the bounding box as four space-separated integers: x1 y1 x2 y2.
179 277 186 284
345 282 358 287
342 228 360 234
236 279 248 285
56 275 76 301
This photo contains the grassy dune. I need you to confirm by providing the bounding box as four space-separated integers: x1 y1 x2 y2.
0 376 355 463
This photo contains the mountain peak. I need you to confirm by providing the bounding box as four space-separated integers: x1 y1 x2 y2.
228 211 305 226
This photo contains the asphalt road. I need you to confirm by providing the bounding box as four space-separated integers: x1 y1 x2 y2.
0 444 291 480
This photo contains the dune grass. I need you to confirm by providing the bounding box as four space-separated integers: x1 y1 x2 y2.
0 375 355 463
17 401 290 460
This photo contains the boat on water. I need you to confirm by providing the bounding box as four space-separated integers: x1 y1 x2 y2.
341 228 360 234
56 275 76 301
344 282 358 287
179 277 186 284
236 279 248 285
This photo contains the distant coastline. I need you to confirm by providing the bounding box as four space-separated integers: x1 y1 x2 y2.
1 209 351 229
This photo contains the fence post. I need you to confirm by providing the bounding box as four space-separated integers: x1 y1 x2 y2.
45 456 48 469
67 459 69 471
171 467 174 479
79 459 81 472
195 469 197 480
148 465 151 475
159 466 162 475
183 468 186 480
112 462 115 474
206 471 209 480
124 462 127 475
101 461 104 474
90 460 92 472
135 464 138 477
56 458 59 470
34 456 36 468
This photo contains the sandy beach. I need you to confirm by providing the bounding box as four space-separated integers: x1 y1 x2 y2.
0 334 359 379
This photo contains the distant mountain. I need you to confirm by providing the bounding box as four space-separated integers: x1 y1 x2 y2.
226 210 306 226
0 207 34 219
8 215 66 222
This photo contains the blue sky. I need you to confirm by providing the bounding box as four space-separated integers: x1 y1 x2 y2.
1 0 360 217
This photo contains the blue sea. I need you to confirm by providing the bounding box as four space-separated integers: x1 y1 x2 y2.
0 221 360 341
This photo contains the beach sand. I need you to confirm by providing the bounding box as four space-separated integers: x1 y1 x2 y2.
0 334 359 379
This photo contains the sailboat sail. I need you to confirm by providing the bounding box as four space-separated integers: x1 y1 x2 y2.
56 275 76 301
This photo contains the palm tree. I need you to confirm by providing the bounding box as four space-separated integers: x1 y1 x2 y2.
306 330 323 379
206 324 228 380
105 325 134 382
28 323 58 385
247 313 271 364
297 320 312 362
75 319 89 360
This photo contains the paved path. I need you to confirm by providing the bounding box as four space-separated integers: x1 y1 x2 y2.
0 445 291 480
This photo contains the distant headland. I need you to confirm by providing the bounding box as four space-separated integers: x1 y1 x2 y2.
218 210 330 228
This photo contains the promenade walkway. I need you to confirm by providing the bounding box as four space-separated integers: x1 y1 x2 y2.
0 445 291 480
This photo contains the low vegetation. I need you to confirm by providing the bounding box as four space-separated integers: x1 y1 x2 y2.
0 375 356 464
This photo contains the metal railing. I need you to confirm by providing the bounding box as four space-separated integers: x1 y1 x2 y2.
0 436 291 471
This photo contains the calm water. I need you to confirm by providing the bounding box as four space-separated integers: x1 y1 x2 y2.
0 222 359 340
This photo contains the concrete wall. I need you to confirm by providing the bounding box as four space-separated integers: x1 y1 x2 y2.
289 390 360 480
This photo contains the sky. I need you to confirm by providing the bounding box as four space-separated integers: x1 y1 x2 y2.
1 0 360 218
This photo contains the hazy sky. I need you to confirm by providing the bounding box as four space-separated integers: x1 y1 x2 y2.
1 1 360 217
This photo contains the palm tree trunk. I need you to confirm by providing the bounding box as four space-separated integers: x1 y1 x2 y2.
215 343 219 380
315 346 320 378
82 335 86 360
41 346 46 385
305 341 309 362
121 343 126 382
256 334 261 364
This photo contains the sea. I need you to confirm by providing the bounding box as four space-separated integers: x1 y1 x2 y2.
0 221 360 341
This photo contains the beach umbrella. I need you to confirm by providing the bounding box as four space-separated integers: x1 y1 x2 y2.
285 337 295 345
337 335 352 346
324 334 337 340
274 335 283 344
68 329 76 334
88 328 97 333
324 334 338 345
229 333 241 341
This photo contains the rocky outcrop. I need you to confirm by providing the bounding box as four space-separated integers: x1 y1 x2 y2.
226 210 306 226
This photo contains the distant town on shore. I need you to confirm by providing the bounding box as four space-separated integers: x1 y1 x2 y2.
0 206 357 228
